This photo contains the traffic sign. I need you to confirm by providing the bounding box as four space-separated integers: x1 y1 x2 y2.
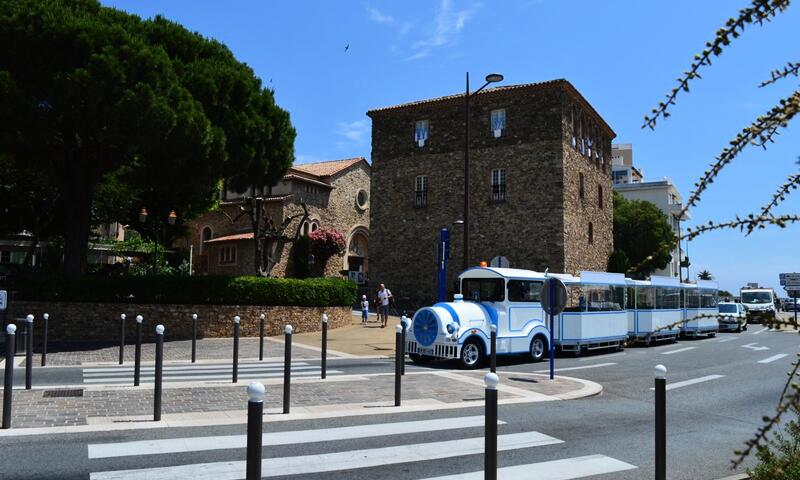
786 285 800 292
0 290 6 311
541 277 568 316
780 273 800 286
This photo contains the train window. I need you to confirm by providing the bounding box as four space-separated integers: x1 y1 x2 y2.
637 287 655 310
655 287 680 309
626 287 636 309
686 289 700 308
584 285 625 311
461 278 505 302
700 290 718 308
508 280 543 302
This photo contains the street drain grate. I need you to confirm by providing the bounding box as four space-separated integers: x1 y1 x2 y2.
43 389 84 398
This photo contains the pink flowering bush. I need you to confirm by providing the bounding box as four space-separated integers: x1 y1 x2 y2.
309 227 346 259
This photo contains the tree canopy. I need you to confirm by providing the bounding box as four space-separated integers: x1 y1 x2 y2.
0 0 295 274
607 191 677 278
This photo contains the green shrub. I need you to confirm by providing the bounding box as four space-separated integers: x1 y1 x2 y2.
11 274 357 306
748 415 800 480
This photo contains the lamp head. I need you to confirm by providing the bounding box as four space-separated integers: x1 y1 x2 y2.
485 73 504 83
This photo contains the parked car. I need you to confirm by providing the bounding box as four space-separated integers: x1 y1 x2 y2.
784 299 800 312
718 302 747 332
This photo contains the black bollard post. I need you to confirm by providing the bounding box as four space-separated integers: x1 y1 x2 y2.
233 316 240 383
119 314 126 365
246 382 265 480
134 315 143 386
154 325 165 421
283 324 293 414
655 364 667 480
191 313 197 363
484 372 499 480
321 314 328 379
25 314 33 390
2 324 16 429
41 313 49 367
395 324 402 407
259 313 265 362
490 325 497 374
401 316 408 376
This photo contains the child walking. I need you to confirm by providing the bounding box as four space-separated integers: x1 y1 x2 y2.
360 295 369 325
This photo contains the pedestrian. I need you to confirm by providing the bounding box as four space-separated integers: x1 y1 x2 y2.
360 295 369 325
376 283 393 328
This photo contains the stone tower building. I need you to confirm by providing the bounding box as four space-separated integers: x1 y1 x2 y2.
367 79 615 308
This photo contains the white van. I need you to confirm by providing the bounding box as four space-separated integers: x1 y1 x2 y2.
718 302 747 332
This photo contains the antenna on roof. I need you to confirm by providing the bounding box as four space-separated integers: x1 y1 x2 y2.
544 267 549 276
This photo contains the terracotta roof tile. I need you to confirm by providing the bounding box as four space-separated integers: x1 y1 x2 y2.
292 157 366 178
205 232 254 243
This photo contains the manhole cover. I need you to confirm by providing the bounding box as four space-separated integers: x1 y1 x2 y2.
43 389 84 398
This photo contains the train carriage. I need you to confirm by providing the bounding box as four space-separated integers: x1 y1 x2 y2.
626 276 681 344
681 280 720 337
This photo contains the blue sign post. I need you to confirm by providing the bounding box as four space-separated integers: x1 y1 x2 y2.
541 277 567 381
437 228 450 303
549 281 555 380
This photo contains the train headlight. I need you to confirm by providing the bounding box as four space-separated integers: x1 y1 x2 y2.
446 323 458 334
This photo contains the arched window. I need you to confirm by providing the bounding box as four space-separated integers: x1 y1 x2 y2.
588 222 594 245
302 221 310 236
311 221 319 233
200 227 212 254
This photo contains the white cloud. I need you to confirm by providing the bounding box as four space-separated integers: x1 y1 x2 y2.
407 0 480 60
295 154 324 165
368 7 395 24
335 119 370 148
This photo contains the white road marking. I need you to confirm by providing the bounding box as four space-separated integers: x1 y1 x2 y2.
741 343 769 351
758 354 789 364
420 454 637 480
660 347 695 355
82 365 317 377
88 415 502 459
89 431 563 479
82 362 306 373
717 337 738 343
752 327 769 335
649 374 725 391
578 352 626 362
533 362 616 373
82 370 340 384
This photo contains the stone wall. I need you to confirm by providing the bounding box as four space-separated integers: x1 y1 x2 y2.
6 302 351 343
367 80 615 308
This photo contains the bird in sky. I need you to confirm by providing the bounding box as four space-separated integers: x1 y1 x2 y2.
344 44 349 52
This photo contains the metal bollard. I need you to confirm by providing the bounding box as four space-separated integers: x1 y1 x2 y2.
655 364 667 480
232 316 240 383
154 325 165 421
401 316 408 375
134 315 143 386
119 314 126 365
191 313 198 363
41 313 49 367
283 324 293 414
259 313 265 361
321 314 328 379
395 324 402 407
485 372 499 480
246 382 265 480
25 314 33 390
490 324 497 374
2 324 16 429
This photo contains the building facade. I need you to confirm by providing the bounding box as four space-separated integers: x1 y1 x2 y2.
186 158 370 281
367 79 616 308
612 143 688 279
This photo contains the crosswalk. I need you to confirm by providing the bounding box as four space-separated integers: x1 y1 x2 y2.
82 361 341 384
87 415 637 479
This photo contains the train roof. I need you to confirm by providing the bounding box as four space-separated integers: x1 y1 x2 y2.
460 268 719 290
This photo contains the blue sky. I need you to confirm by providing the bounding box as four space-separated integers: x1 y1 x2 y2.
102 0 799 295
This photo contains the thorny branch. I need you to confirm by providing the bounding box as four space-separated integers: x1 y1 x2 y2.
760 60 800 87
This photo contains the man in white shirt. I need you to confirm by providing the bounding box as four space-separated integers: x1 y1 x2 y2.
376 283 392 328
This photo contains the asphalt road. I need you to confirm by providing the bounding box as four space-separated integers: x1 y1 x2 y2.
1 326 798 479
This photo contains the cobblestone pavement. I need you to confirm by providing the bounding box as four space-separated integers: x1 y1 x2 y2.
16 336 324 366
0 371 585 429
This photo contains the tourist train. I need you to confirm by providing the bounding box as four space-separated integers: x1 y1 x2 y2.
405 267 719 369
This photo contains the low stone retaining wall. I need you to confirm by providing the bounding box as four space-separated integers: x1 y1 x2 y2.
3 301 351 342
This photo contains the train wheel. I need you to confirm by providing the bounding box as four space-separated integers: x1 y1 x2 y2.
530 336 547 362
409 353 433 364
459 339 484 369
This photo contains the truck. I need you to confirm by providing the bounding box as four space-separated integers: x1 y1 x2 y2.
739 286 776 323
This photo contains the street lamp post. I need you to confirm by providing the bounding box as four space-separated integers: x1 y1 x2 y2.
463 72 503 271
138 208 177 275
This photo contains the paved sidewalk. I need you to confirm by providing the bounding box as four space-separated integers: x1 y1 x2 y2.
289 311 403 357
0 370 599 430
